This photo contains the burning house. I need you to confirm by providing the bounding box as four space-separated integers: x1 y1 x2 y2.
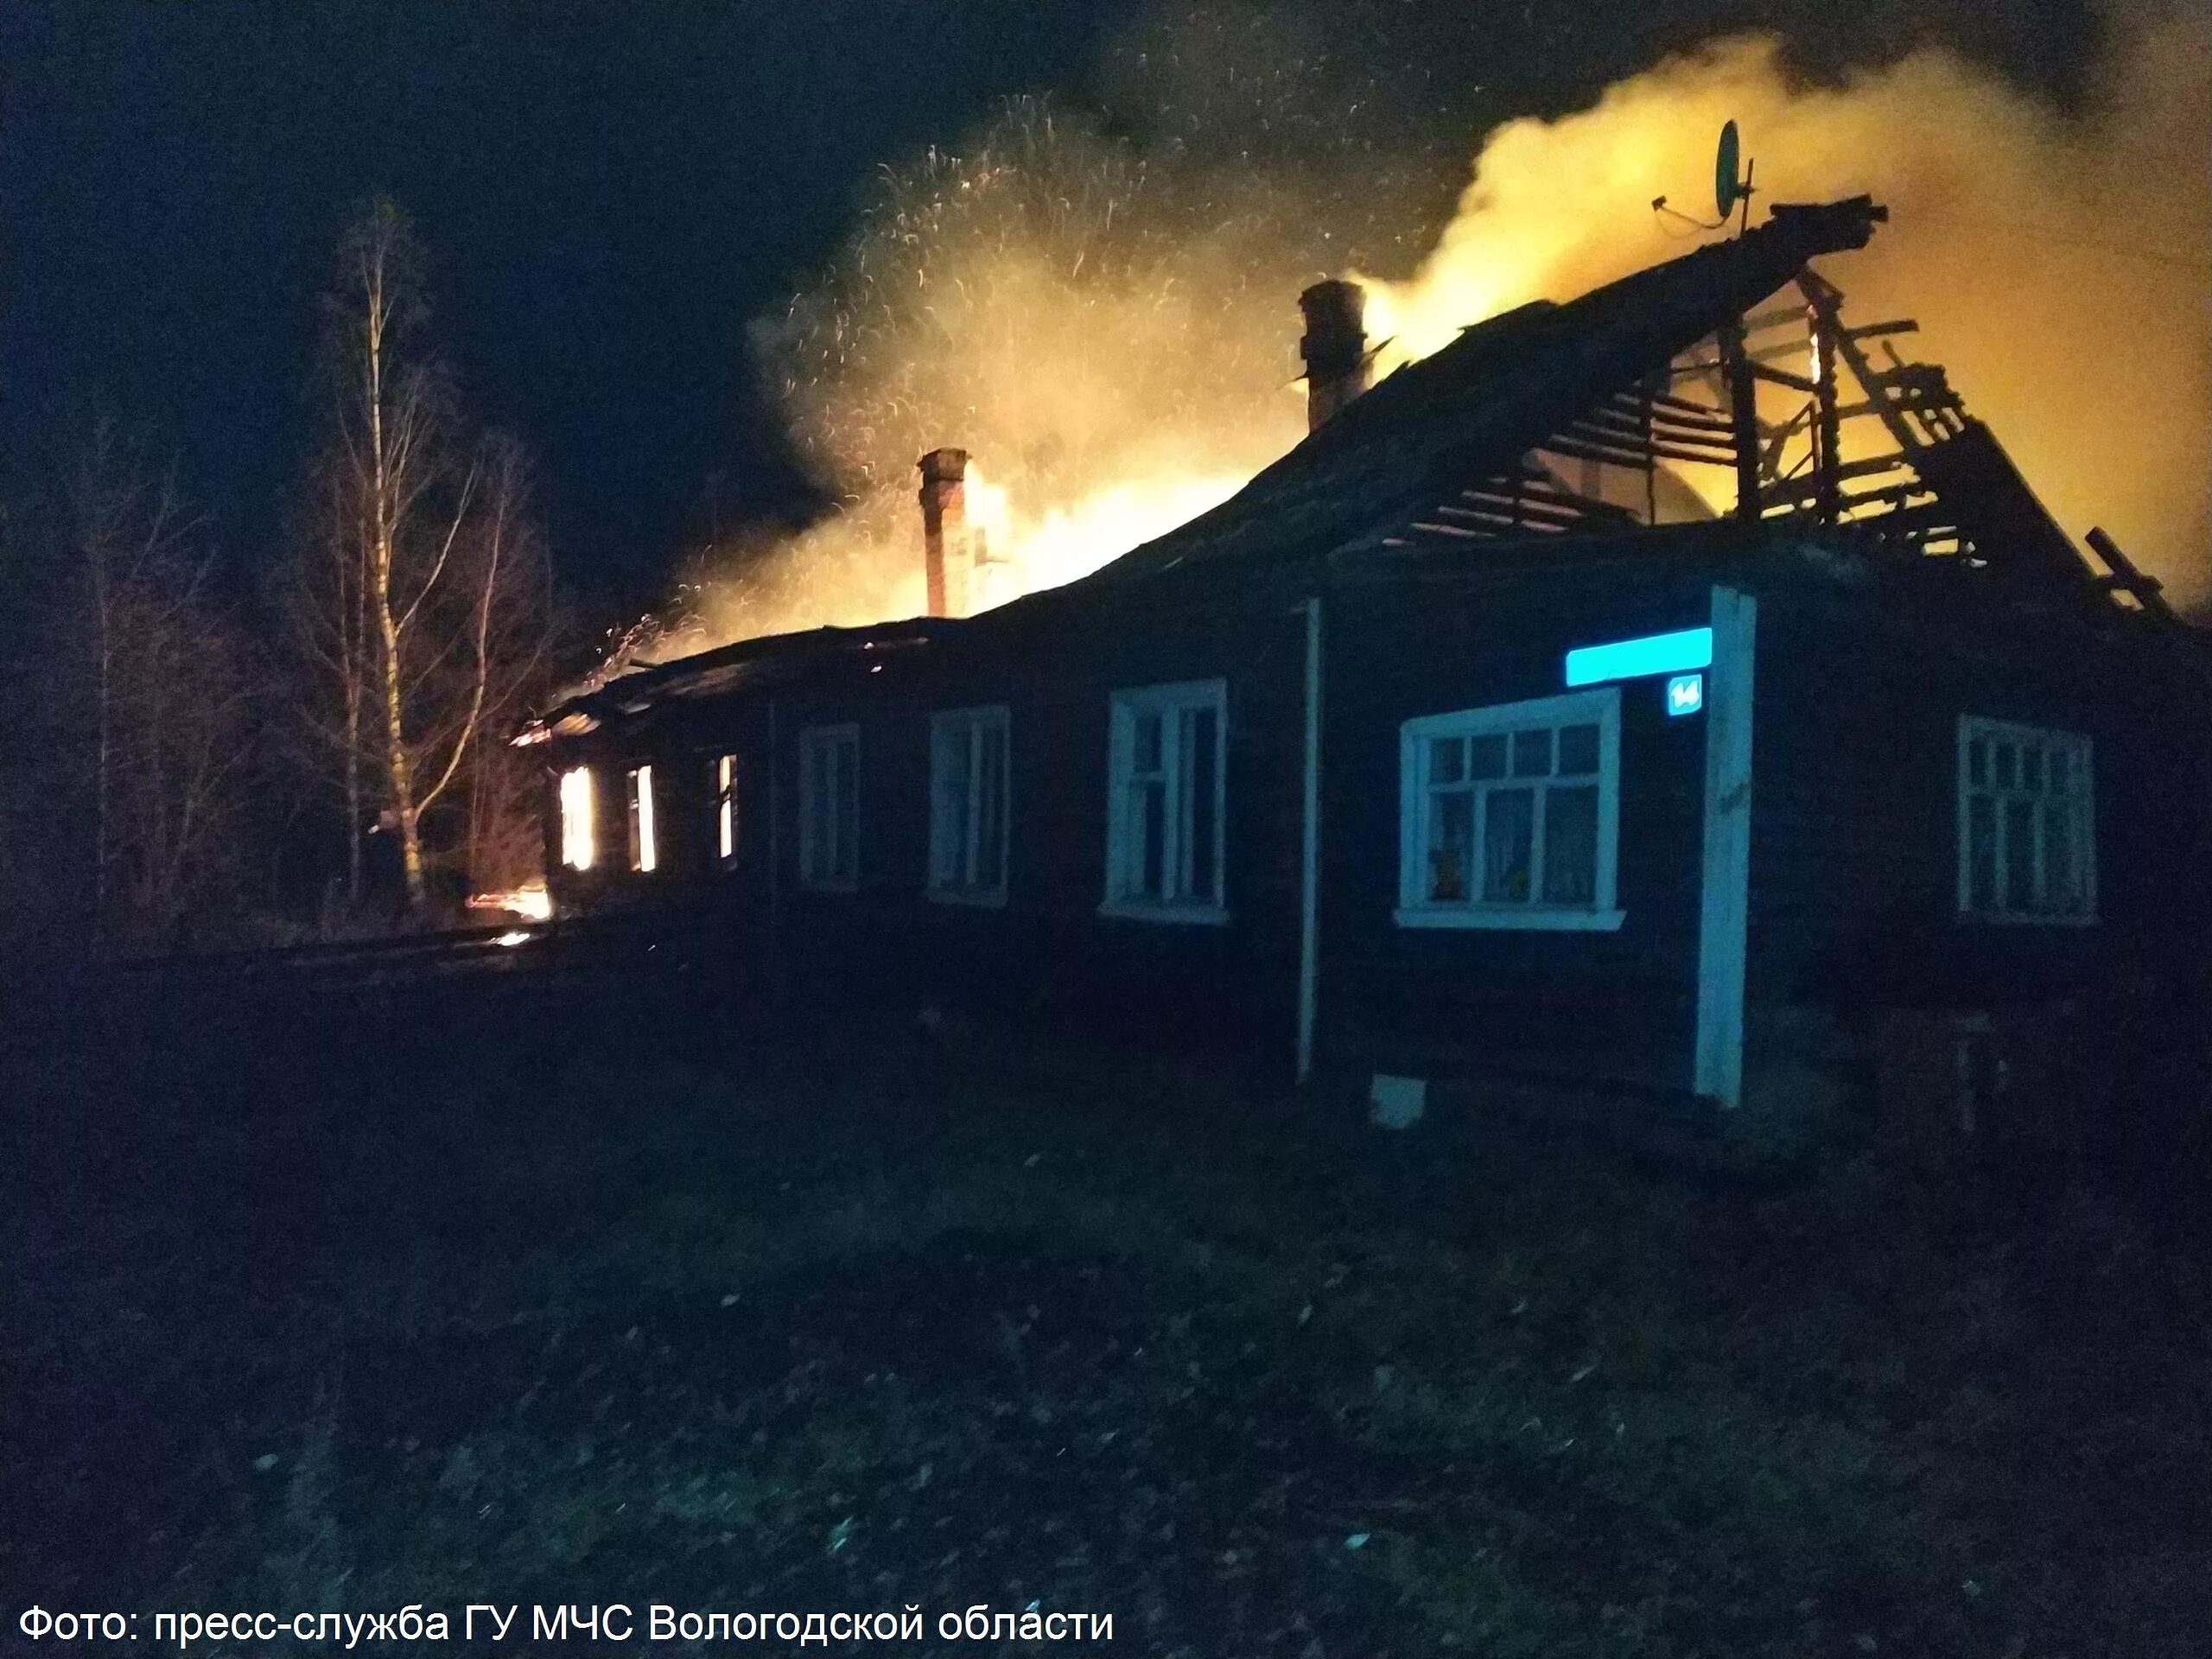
522 198 2207 1149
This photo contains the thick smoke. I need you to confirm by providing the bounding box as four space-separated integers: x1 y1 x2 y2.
690 8 2207 646
699 100 1314 642
1364 15 2210 603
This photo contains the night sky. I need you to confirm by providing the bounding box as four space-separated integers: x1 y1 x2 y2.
2 0 2101 619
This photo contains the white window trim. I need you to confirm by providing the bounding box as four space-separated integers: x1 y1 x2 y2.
927 704 1011 908
1101 677 1230 925
798 722 860 893
1394 686 1624 931
1955 714 2096 925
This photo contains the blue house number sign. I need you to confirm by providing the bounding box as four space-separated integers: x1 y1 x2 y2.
1563 626 1712 688
1562 626 1713 722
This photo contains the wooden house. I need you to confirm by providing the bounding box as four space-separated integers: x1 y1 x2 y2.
522 198 2208 1153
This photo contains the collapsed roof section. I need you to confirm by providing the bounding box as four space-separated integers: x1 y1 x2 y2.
526 197 2177 741
1090 197 1886 582
1086 195 2166 617
518 614 962 743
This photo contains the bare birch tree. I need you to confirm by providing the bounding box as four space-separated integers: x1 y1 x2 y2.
398 429 552 897
290 199 552 918
283 445 374 908
61 419 255 950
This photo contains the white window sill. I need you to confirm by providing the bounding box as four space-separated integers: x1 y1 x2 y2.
1395 905 1626 932
1098 899 1231 926
927 886 1007 909
1955 908 2098 927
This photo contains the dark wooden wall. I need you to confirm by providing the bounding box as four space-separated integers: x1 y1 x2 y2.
548 582 1313 1063
1316 562 1714 1095
547 551 1754 1098
1747 581 2206 1016
539 536 2209 1121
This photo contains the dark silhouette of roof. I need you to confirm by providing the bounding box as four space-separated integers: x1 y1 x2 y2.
540 195 2201 731
1079 197 1886 588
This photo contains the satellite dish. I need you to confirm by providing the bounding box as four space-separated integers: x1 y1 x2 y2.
1651 118 1757 234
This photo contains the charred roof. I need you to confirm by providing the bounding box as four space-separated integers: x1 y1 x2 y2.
528 194 2183 740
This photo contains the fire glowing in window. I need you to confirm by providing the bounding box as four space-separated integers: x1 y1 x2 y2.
559 767 595 871
628 765 658 873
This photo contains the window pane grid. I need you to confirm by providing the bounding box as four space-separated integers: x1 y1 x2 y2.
930 709 1007 899
1483 785 1535 902
1959 721 2092 920
1511 728 1552 778
1108 684 1225 912
799 728 858 889
1427 788 1473 901
1418 710 1605 913
1544 784 1599 904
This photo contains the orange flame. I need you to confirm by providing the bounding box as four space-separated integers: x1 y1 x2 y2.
1360 27 2209 594
468 880 554 923
679 13 2204 649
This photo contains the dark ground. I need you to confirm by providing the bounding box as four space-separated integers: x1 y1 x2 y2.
4 959 2209 1656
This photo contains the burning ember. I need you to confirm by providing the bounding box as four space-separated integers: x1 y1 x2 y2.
653 16 2204 654
467 880 554 924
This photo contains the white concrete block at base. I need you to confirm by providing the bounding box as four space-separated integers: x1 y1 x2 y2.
1369 1073 1427 1130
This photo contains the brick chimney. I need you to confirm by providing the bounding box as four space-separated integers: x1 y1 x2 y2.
1299 279 1370 431
917 447 969 618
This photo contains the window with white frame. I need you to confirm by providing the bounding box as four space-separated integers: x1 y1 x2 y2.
1396 688 1622 929
559 766 595 871
1103 678 1227 920
929 705 1009 904
798 724 859 890
713 753 738 865
626 764 657 873
1957 715 2094 922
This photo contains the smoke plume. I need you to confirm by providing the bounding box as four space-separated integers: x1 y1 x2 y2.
701 100 1314 642
689 7 2208 646
1363 16 2210 604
